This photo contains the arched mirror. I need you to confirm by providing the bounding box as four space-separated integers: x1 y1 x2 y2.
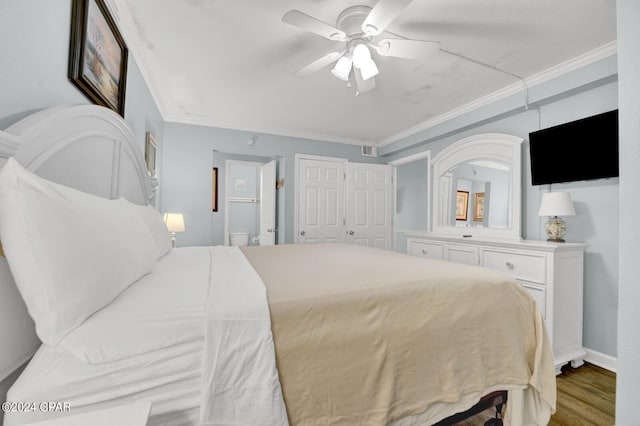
431 133 523 240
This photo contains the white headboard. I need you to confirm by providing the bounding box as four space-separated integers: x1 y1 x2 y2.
0 105 156 381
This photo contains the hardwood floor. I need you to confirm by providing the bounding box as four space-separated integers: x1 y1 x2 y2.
458 363 616 426
550 363 616 426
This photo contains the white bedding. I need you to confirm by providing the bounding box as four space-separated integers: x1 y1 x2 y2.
199 246 287 425
5 246 286 426
58 246 211 364
5 247 211 425
5 339 203 425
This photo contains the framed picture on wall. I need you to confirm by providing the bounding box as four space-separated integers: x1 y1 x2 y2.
145 132 157 176
68 0 128 116
212 167 219 212
473 192 485 221
456 190 469 221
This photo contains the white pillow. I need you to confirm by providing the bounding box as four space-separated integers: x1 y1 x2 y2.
0 158 157 344
128 201 172 260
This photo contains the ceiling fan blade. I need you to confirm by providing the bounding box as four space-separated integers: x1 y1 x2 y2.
352 69 376 94
361 0 414 36
293 51 343 77
374 39 440 60
282 10 347 41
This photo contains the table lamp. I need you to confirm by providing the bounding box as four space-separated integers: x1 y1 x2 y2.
538 192 576 242
163 213 185 248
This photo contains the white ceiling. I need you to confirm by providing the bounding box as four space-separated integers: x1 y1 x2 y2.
111 0 617 146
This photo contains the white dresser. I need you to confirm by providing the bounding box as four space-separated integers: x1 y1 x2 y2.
406 233 586 375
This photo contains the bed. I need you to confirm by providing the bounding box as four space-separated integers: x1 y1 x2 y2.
0 105 555 426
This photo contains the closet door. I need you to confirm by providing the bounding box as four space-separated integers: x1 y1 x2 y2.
297 158 346 243
345 163 393 249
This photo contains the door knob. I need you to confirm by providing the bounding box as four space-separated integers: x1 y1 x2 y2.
348 230 354 235
300 230 306 236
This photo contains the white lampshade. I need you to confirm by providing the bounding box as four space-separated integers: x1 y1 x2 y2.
331 56 352 81
538 192 576 217
163 213 185 232
359 59 379 81
352 43 372 69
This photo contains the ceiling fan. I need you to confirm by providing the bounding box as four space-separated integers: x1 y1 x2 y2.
282 0 440 95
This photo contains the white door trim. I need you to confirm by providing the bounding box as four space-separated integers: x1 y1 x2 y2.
388 150 431 166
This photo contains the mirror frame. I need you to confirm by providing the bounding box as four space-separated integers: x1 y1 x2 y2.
431 133 523 240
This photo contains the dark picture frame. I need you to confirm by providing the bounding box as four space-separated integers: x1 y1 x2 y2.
212 168 219 212
456 190 469 221
69 0 128 116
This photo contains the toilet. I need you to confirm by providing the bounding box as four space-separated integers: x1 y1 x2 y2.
229 232 250 246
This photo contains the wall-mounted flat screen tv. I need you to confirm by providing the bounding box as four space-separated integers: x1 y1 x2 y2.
529 109 619 186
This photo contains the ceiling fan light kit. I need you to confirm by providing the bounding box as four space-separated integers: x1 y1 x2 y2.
352 43 371 68
282 0 441 95
331 56 352 81
359 56 379 81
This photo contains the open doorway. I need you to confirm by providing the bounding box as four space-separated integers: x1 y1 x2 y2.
212 152 282 246
224 160 276 246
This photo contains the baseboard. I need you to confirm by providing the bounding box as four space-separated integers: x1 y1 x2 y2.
584 347 618 373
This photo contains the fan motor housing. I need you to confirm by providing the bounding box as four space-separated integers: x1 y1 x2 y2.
336 6 372 38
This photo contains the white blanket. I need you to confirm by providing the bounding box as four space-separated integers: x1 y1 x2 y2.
199 246 288 425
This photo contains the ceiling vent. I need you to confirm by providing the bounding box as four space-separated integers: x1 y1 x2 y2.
361 145 378 157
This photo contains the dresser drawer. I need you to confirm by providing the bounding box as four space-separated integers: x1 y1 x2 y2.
446 244 478 265
407 239 444 260
482 249 546 284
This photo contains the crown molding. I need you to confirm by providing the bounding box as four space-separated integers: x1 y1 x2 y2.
526 40 617 87
377 41 618 147
104 0 169 119
164 113 374 147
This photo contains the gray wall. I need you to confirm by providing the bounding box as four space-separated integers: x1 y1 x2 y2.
394 158 429 252
383 62 619 360
161 123 383 246
616 0 640 422
396 159 429 230
0 0 164 183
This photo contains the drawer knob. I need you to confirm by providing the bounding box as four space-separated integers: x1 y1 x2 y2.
421 248 428 255
505 261 514 269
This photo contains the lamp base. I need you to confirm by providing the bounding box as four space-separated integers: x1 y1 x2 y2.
546 238 566 243
545 216 567 243
170 232 177 248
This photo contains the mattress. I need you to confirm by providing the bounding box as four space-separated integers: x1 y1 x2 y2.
6 244 555 426
4 247 212 426
241 243 556 425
